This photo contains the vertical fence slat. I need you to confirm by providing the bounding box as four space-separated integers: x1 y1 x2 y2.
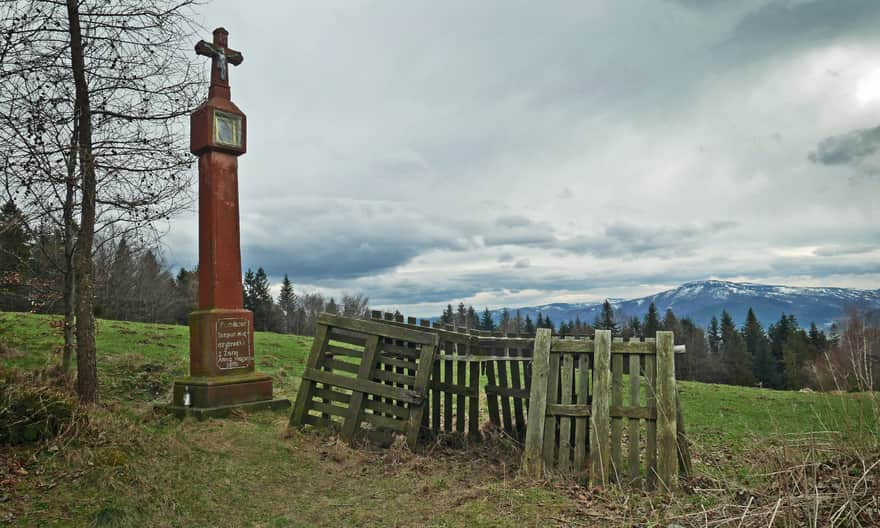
628 353 641 483
456 354 467 433
557 354 575 472
510 352 527 440
573 353 589 472
611 353 623 481
289 323 331 426
522 328 551 478
443 352 453 432
656 331 677 491
486 359 501 428
497 356 513 435
542 350 561 468
406 337 438 449
431 357 441 434
645 354 657 489
468 354 480 441
340 334 381 443
590 330 612 486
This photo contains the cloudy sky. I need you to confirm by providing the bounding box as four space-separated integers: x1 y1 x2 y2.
166 0 880 316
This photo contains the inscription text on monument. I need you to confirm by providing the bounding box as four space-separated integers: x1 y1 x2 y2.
216 317 252 370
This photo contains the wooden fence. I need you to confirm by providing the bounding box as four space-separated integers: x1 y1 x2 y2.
292 312 688 490
523 329 680 490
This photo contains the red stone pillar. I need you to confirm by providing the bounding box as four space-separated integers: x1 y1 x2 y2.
164 28 288 417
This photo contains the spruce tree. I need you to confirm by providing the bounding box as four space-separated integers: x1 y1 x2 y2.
643 302 661 340
595 300 619 335
467 305 479 329
524 314 535 335
243 268 257 312
720 310 755 386
440 304 453 325
536 313 545 329
456 302 467 328
278 274 296 333
707 315 720 356
480 307 495 331
742 308 776 387
662 308 680 335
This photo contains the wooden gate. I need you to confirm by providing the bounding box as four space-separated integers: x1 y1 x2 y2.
289 313 438 449
523 329 680 491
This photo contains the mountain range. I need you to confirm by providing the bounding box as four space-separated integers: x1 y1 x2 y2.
484 280 880 329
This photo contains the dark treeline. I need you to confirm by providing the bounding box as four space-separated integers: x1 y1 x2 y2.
0 200 368 335
440 299 878 392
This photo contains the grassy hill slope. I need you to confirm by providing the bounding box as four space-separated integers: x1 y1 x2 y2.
0 312 877 527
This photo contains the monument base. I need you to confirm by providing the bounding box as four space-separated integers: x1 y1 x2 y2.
155 398 291 420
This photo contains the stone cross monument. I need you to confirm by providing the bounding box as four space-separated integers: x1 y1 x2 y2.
163 28 288 418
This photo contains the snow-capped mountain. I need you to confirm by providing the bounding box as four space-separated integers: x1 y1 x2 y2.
484 280 880 329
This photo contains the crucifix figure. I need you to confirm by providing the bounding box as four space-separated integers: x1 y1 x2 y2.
195 27 243 95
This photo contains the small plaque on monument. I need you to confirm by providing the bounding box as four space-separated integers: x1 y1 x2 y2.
216 318 252 370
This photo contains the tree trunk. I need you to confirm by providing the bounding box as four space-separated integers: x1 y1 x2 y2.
61 124 78 375
67 0 98 403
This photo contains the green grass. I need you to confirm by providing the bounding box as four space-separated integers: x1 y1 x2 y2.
0 311 877 527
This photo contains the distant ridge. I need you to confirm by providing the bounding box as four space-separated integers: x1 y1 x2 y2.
475 280 880 329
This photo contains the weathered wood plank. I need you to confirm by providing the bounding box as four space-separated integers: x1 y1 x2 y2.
431 358 441 434
311 400 350 419
484 385 530 399
340 334 382 443
378 354 418 370
557 354 575 472
497 355 514 435
628 354 641 484
542 348 561 468
325 344 362 358
328 330 367 348
363 397 407 419
302 367 423 405
443 344 453 432
611 353 623 481
312 386 351 404
372 368 416 386
522 328 551 478
325 358 360 375
290 323 332 427
468 354 480 441
406 337 438 449
456 355 467 433
379 342 421 360
510 347 527 440
574 353 590 471
645 354 657 490
551 339 658 354
485 360 501 427
656 331 677 491
590 330 612 486
319 313 437 345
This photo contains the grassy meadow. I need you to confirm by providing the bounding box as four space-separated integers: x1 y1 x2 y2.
0 311 877 527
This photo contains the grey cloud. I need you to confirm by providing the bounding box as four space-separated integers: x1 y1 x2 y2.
514 258 531 269
558 221 738 258
809 126 880 169
482 215 556 247
813 245 878 257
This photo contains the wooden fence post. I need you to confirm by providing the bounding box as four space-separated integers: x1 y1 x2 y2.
522 328 551 478
656 331 678 491
590 330 612 486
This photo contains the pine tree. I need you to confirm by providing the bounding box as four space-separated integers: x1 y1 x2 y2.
742 308 776 387
524 314 535 335
707 315 720 356
594 300 619 335
643 302 661 340
456 302 467 328
768 313 797 388
243 268 257 312
782 331 810 389
662 308 680 336
720 310 755 386
466 305 479 329
499 308 511 334
514 310 523 334
628 316 642 339
440 304 453 325
544 315 554 332
536 313 545 329
252 267 275 331
480 307 495 331
277 274 296 333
